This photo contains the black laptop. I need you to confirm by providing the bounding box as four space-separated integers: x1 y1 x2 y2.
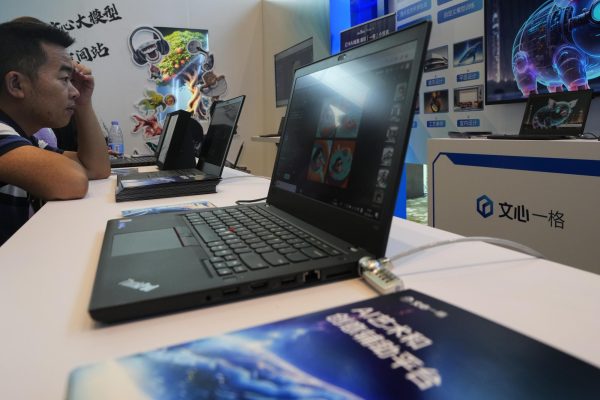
112 108 198 171
109 118 177 169
487 90 592 140
115 96 245 202
89 22 431 323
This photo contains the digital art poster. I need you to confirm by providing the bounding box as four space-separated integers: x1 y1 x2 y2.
127 25 227 151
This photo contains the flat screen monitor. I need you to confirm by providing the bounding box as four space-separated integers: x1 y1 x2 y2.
274 37 313 107
485 0 600 104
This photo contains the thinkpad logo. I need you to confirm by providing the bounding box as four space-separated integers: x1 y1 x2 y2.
119 278 160 292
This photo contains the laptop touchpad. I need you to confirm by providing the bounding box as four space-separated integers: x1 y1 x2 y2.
112 228 181 257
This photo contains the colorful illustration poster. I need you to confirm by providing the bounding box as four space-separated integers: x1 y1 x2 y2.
128 26 227 150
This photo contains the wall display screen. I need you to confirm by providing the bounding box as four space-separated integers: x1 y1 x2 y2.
485 0 600 104
274 38 314 108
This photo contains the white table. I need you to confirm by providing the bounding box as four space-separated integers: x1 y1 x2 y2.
1 168 598 399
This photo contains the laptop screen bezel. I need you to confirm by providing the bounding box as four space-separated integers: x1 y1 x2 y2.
519 90 593 137
265 22 431 257
155 112 173 161
198 95 246 176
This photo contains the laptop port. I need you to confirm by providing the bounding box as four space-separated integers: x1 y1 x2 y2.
302 270 321 283
222 287 240 297
323 269 354 280
249 281 268 291
280 276 297 286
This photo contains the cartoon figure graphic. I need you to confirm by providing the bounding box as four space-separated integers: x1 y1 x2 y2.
199 70 227 97
155 30 227 119
149 64 162 81
128 26 170 67
132 114 163 138
136 89 167 115
164 94 176 107
532 98 578 128
512 0 600 95
187 39 204 54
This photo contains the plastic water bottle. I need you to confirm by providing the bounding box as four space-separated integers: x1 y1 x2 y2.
108 120 124 156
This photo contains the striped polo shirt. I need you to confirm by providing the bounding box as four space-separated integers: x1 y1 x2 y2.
0 111 62 245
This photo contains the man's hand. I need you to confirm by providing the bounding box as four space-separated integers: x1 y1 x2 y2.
71 62 95 107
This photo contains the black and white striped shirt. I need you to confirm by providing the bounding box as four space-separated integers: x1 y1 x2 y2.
0 112 62 245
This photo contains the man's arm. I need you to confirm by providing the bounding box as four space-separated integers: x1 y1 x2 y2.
0 145 88 199
62 62 110 180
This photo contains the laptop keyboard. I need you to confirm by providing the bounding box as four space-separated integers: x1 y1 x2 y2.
183 206 343 277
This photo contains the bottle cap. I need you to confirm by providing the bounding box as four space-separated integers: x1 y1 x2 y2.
111 120 119 125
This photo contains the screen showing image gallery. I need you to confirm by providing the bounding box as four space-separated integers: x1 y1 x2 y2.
273 41 417 220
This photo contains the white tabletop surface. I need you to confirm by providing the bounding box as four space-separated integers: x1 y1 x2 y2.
1 168 598 399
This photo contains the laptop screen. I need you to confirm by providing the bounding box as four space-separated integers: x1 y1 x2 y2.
198 95 245 176
157 113 179 164
520 90 592 136
268 22 430 257
273 40 418 221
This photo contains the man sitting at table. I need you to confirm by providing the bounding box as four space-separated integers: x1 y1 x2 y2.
0 19 110 245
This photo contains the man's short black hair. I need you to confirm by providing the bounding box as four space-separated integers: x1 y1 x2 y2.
0 20 75 91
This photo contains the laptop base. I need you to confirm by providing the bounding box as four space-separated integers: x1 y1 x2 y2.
115 177 220 202
89 204 368 323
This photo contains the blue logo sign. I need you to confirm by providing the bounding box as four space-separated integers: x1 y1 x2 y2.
396 0 432 22
438 0 483 24
426 77 446 86
427 120 446 128
457 71 480 82
457 119 481 127
477 195 494 218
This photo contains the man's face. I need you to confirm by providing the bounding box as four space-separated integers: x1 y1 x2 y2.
24 42 79 129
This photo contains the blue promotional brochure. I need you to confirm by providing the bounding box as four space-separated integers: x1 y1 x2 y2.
67 290 599 399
